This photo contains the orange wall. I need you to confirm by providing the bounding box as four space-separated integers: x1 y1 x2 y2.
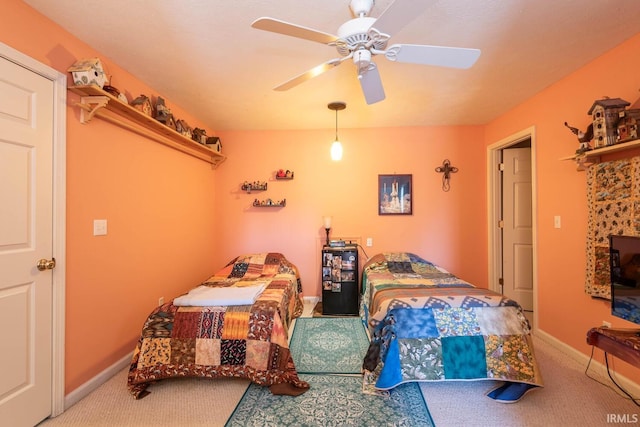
4 0 640 396
214 126 487 295
3 0 222 393
485 32 640 383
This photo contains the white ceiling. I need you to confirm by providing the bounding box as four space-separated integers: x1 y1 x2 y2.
25 0 640 131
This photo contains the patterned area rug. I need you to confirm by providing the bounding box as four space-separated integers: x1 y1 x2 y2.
290 317 370 374
224 374 434 427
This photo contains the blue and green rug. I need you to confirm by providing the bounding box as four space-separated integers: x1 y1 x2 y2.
289 317 370 374
225 374 434 426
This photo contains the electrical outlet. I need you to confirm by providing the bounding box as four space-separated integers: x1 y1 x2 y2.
366 237 373 247
158 297 164 306
602 320 611 328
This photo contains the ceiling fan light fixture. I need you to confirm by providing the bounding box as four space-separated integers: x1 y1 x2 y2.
252 1 480 105
328 102 346 161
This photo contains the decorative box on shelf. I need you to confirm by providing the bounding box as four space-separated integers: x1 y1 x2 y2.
241 181 267 193
252 198 286 207
275 169 294 179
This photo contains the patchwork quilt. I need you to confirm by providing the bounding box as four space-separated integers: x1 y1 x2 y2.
127 253 309 399
361 253 543 393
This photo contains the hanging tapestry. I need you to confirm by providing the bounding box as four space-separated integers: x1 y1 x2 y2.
585 157 640 299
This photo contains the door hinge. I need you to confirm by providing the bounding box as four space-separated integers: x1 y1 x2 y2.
498 220 504 228
498 277 504 286
498 162 505 171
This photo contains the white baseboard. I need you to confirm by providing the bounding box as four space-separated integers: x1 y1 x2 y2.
535 328 640 396
303 296 319 305
63 351 133 410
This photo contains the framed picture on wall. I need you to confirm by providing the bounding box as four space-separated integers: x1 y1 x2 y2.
378 174 412 215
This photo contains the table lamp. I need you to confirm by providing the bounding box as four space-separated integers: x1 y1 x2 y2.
323 216 332 246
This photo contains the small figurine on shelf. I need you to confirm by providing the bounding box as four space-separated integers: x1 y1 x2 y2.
176 120 192 139
131 95 153 117
276 169 294 179
155 97 171 124
564 121 593 154
252 197 285 207
206 136 222 153
242 181 267 193
68 57 108 88
192 128 207 145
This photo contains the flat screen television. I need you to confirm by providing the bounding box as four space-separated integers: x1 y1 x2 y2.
609 234 640 325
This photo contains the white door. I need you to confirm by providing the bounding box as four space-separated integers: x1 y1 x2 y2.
502 147 534 311
0 56 55 426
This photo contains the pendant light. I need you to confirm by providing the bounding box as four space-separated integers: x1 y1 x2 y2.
328 102 346 161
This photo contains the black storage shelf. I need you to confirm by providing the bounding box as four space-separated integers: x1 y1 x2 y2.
321 245 359 316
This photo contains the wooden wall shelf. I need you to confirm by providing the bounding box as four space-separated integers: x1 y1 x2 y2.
69 85 226 167
242 182 268 193
561 139 640 170
252 199 286 207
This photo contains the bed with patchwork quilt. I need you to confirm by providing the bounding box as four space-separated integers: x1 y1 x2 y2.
361 252 543 402
127 252 309 399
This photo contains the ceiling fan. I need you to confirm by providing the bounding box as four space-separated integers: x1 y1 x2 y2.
251 0 481 105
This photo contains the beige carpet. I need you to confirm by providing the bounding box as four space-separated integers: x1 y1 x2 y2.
39 303 640 426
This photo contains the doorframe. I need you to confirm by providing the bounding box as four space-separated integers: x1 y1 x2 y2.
487 126 538 331
0 42 67 417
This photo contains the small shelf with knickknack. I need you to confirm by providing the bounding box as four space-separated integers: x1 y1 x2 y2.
275 169 294 180
241 181 268 193
561 138 640 170
562 96 640 170
69 85 226 167
252 198 286 207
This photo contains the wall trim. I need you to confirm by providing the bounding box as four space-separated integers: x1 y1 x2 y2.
64 352 133 409
535 328 640 397
486 126 538 331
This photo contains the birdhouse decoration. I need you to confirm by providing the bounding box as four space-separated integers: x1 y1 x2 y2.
206 136 222 152
67 58 108 88
155 96 176 129
588 97 630 148
130 95 153 117
192 128 208 145
617 109 640 143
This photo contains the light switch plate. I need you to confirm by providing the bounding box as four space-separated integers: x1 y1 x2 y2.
93 219 107 236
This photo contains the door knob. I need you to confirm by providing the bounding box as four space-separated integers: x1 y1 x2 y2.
37 258 56 271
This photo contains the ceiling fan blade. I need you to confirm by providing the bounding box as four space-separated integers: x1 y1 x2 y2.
274 58 344 91
358 64 385 105
251 17 339 45
372 0 431 36
385 44 481 69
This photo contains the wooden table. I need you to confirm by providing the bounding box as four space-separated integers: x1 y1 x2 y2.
586 327 640 368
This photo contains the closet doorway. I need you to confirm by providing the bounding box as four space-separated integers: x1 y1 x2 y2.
487 127 537 329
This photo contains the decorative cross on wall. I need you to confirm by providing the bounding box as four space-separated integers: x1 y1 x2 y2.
435 159 458 192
